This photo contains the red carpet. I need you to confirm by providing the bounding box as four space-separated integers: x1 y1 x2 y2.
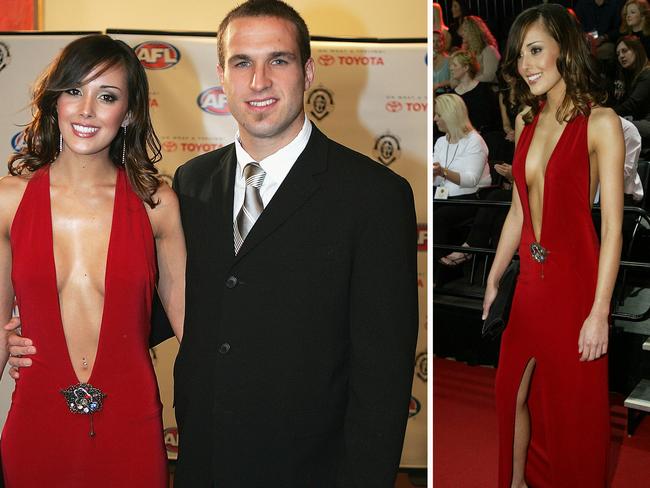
433 357 650 487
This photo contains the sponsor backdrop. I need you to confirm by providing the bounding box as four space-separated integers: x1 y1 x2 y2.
0 32 427 469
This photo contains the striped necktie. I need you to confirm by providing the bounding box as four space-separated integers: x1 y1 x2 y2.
234 162 266 254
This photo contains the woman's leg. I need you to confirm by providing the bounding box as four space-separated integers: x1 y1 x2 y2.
511 358 536 488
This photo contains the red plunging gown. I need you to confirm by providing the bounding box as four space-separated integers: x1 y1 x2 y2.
495 112 609 487
2 167 168 487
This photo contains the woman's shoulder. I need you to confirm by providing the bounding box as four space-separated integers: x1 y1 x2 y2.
482 44 500 57
636 67 650 81
0 174 30 201
463 130 488 150
0 175 31 233
589 106 619 122
144 179 179 230
434 134 448 149
145 178 185 241
148 180 179 213
588 107 622 135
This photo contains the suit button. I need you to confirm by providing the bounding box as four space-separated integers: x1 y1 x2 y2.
225 276 238 288
218 342 231 354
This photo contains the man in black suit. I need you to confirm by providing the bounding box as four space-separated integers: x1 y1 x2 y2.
7 1 418 486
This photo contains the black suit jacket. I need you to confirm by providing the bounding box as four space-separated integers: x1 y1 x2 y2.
166 125 418 487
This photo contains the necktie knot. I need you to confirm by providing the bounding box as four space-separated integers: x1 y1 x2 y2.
244 163 265 189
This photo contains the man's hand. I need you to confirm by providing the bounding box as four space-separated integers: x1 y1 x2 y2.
4 317 36 379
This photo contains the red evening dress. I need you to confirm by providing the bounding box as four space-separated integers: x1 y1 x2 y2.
495 111 609 487
2 166 168 487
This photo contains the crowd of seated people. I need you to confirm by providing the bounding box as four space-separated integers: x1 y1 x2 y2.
433 1 650 279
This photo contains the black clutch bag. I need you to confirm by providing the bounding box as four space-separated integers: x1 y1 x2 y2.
482 259 520 338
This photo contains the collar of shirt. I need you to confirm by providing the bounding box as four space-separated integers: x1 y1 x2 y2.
233 116 312 219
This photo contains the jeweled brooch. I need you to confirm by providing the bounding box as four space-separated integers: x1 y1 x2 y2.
530 242 548 264
61 383 105 414
61 383 106 437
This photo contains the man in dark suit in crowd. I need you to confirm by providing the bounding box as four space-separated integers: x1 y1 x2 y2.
6 1 418 486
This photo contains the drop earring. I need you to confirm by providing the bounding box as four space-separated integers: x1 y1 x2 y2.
59 133 63 152
121 126 127 166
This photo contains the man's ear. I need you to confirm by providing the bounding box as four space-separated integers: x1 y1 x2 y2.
303 58 315 91
217 64 225 84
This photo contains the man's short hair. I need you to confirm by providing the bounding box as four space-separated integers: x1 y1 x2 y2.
217 0 311 69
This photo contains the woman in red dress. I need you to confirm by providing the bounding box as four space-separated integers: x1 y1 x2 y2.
0 35 185 487
484 5 624 487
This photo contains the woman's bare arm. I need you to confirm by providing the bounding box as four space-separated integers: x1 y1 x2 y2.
146 183 186 342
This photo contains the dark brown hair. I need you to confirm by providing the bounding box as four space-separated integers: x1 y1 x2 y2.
217 0 311 70
617 35 650 89
9 34 162 207
501 4 606 124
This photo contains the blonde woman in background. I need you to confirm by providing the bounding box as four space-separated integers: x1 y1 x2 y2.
460 15 502 83
432 93 490 267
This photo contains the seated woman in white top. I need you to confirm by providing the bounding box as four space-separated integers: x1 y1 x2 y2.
459 15 501 83
432 93 490 269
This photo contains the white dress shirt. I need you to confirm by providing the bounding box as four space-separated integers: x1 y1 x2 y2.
233 116 312 221
621 117 644 201
594 117 644 203
433 130 491 197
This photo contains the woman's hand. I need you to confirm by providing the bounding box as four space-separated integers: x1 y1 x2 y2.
495 163 514 182
504 127 515 142
432 162 444 178
482 282 499 321
578 312 609 361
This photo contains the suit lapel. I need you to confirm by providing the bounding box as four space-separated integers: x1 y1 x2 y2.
208 145 237 259
234 126 329 262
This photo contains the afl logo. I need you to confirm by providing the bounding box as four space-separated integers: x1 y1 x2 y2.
408 396 421 417
385 100 403 112
163 427 178 454
373 133 401 166
197 86 230 115
415 352 427 382
306 87 334 121
318 54 335 66
135 41 180 70
11 131 25 152
0 41 10 73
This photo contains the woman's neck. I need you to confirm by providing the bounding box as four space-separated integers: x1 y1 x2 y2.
447 131 466 144
543 78 567 115
456 75 478 93
51 152 117 188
